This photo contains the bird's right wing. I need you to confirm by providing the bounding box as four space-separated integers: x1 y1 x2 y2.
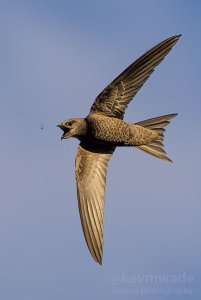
90 35 181 119
75 142 115 264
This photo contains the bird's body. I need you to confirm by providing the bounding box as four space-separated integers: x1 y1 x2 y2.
87 113 159 146
58 35 181 264
70 114 160 146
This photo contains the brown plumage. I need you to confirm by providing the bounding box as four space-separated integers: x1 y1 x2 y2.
57 35 181 264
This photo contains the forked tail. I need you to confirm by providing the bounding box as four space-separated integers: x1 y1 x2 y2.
136 114 177 162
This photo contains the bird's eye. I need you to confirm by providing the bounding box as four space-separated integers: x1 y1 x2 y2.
67 121 73 126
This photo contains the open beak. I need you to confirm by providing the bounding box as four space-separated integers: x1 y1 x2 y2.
57 124 71 140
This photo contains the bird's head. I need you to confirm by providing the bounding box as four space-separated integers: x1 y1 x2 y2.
57 118 87 140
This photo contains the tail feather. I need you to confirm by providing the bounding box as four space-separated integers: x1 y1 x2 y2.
148 140 164 148
136 114 177 162
136 114 177 127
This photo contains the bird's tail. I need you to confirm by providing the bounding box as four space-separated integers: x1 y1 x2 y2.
135 114 177 162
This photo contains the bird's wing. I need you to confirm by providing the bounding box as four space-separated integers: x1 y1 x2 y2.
90 35 181 119
75 142 115 264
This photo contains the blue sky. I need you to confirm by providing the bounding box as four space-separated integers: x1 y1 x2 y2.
0 1 200 299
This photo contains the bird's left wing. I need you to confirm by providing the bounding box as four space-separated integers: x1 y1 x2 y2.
90 35 181 119
75 142 115 264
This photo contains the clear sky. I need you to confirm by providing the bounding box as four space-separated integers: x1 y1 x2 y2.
0 0 200 299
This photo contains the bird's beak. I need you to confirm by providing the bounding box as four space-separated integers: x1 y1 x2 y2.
57 124 71 140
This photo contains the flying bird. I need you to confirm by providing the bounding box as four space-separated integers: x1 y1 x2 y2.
57 35 181 264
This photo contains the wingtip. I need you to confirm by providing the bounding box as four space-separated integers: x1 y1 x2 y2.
175 34 182 39
97 254 103 265
172 34 182 40
167 34 181 45
173 34 182 44
167 157 173 163
171 113 178 119
94 256 102 265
